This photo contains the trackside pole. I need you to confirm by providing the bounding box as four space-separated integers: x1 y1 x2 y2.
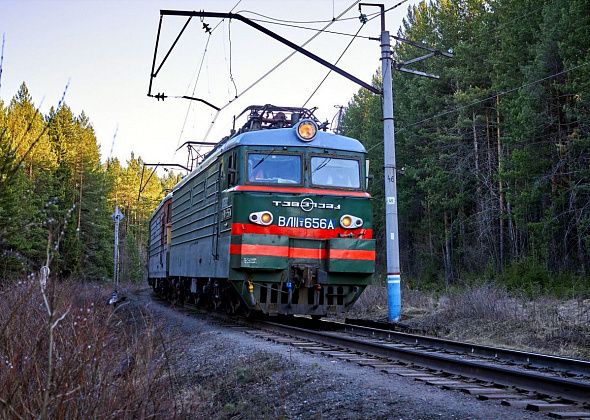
381 30 401 322
112 206 124 288
361 3 452 322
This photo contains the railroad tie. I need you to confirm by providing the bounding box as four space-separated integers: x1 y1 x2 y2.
526 403 578 412
547 412 590 419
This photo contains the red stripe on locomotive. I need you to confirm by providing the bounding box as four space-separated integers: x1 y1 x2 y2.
231 223 373 239
229 244 375 261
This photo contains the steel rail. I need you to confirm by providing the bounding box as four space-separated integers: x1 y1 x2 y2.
257 320 590 403
337 318 590 377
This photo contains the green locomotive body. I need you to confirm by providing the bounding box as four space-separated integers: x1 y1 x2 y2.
148 106 374 317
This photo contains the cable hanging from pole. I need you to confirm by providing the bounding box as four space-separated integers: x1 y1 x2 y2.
228 18 238 99
302 22 366 108
201 0 363 141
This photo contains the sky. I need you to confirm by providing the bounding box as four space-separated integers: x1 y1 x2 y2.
0 0 418 168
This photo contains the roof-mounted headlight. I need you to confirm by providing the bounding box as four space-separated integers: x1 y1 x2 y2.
295 119 317 142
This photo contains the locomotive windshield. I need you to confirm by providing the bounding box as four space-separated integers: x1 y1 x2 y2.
311 157 360 189
248 153 301 184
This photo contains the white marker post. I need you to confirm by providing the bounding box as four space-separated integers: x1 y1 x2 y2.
111 206 124 288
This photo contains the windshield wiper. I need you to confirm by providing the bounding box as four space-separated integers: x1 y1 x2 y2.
252 148 280 170
312 157 332 173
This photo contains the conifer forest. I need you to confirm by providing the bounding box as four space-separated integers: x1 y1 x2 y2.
344 0 590 295
0 83 181 282
1 0 589 296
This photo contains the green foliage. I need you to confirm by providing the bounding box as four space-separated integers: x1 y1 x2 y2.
0 82 170 282
124 230 144 283
500 257 590 298
343 0 590 296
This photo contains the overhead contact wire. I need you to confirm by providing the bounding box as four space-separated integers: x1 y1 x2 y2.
246 17 375 40
174 0 242 159
302 22 366 108
235 8 376 24
203 0 362 141
175 34 212 155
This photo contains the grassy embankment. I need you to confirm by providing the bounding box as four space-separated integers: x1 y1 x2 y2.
350 282 590 359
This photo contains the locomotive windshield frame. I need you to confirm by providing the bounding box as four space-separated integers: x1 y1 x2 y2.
246 151 303 186
310 154 362 190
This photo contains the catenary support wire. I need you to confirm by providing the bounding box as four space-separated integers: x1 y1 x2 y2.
200 0 365 140
302 22 366 108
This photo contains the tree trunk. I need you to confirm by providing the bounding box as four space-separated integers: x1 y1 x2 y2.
443 211 453 287
507 200 517 258
77 169 83 236
427 200 434 256
576 206 586 274
496 96 505 270
484 109 496 265
473 111 484 265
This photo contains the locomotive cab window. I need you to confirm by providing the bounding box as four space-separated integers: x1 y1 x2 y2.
227 151 238 187
247 153 302 184
311 157 361 189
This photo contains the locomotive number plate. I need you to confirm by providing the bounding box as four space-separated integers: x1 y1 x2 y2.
277 216 335 229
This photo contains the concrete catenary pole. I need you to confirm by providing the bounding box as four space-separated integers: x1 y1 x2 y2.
380 23 401 322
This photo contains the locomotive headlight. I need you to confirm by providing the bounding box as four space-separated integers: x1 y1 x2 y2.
340 214 363 229
295 119 318 142
249 211 273 226
261 212 272 224
340 216 352 227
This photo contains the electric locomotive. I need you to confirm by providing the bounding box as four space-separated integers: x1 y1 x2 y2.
148 105 375 317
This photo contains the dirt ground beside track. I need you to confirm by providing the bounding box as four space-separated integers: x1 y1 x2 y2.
135 288 545 420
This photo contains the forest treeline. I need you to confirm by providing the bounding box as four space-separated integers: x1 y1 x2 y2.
343 0 590 294
3 0 589 296
0 83 179 281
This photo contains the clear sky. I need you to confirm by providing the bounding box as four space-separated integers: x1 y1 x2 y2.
1 0 417 168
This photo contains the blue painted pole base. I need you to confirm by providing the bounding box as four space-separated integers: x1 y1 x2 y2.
387 274 401 322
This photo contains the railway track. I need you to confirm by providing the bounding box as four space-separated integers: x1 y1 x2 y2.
342 317 590 378
242 316 590 418
149 293 590 418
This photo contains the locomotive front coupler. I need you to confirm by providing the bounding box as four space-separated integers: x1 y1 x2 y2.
243 275 257 307
289 263 321 288
289 264 326 308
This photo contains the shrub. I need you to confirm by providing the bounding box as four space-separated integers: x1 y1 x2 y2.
0 279 180 418
500 257 590 298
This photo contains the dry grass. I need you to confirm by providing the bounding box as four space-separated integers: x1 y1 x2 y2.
347 285 389 319
0 279 183 418
349 283 590 359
